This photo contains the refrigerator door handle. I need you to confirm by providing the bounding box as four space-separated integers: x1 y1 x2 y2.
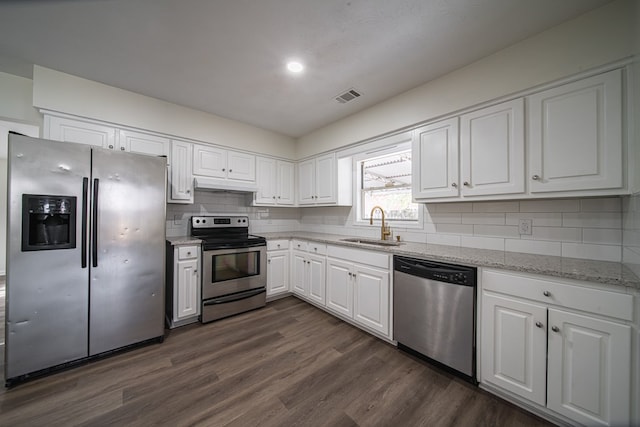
92 178 99 268
81 177 89 268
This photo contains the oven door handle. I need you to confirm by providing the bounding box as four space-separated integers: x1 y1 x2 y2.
203 288 266 305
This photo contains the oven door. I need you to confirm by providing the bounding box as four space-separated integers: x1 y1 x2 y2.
202 245 267 299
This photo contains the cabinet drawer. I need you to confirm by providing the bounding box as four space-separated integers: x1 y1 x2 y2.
267 239 289 251
482 269 633 321
307 242 326 255
291 240 308 251
327 245 390 269
177 245 199 260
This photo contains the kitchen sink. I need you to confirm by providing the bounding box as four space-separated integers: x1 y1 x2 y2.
340 237 402 247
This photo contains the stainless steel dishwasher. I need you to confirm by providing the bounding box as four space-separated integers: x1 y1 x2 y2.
393 255 477 383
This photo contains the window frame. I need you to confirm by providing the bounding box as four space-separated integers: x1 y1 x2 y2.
350 137 424 230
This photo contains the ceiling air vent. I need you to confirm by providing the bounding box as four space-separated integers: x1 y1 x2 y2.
335 88 362 104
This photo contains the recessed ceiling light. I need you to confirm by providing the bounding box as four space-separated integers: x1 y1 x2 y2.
286 61 304 73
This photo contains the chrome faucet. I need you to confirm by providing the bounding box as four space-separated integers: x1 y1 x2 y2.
370 205 391 240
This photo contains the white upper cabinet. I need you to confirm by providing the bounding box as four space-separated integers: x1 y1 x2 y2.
460 98 524 197
528 69 622 193
254 157 295 206
118 130 170 158
412 118 459 199
193 143 255 182
169 140 193 203
413 99 525 201
46 115 116 149
45 115 170 158
297 153 352 206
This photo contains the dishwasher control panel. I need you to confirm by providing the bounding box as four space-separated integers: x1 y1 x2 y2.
394 256 476 286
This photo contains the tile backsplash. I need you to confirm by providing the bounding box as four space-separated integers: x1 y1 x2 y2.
167 192 628 263
623 193 640 276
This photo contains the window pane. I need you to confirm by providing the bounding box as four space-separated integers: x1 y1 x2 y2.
360 149 418 222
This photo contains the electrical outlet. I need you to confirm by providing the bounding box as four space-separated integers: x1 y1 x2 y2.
518 219 533 235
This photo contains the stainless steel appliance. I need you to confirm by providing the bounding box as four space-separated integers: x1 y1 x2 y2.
5 134 167 386
393 255 477 383
190 216 266 323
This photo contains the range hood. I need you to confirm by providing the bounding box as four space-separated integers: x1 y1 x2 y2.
193 176 258 193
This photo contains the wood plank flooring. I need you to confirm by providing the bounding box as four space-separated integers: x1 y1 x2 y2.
0 297 553 427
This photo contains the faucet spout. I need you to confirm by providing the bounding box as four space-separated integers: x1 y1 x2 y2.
369 205 391 240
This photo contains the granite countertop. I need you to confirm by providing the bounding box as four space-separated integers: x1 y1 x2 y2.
167 236 202 245
258 231 640 291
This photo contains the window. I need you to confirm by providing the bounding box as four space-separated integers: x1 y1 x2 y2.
355 142 420 225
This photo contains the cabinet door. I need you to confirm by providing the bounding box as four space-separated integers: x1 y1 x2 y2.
315 153 336 204
353 264 389 336
169 140 193 203
481 293 547 406
255 157 277 204
46 115 116 149
227 150 256 182
290 251 307 297
298 159 316 205
412 118 459 199
547 308 631 426
277 161 295 205
193 144 226 178
176 258 199 320
267 251 289 296
460 99 524 196
119 130 170 158
307 254 326 306
326 259 353 318
528 69 622 193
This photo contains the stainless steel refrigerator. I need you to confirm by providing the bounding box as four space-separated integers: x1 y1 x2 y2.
5 134 167 385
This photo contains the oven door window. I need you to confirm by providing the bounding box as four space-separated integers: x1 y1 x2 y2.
212 250 260 283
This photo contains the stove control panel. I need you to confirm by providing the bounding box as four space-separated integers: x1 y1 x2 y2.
191 215 249 229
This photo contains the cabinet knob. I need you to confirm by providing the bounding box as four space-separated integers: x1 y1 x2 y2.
194 269 198 273
277 244 281 248
268 259 271 264
108 144 114 149
551 326 560 333
229 169 232 172
348 272 352 277
186 189 191 194
222 168 226 172
187 252 191 256
535 321 543 328
278 196 281 199
543 291 550 297
273 196 276 199
353 273 356 278
463 181 470 186
532 175 540 180
451 183 457 188
120 146 125 151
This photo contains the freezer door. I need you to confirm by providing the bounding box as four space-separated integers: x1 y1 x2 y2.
5 135 91 379
89 148 167 355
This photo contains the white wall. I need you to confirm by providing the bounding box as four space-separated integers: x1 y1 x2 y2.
296 0 636 159
32 66 296 159
0 71 42 127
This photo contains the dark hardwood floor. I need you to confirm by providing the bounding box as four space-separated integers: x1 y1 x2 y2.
0 297 552 427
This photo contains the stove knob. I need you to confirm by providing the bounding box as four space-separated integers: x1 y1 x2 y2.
202 219 207 223
195 219 200 224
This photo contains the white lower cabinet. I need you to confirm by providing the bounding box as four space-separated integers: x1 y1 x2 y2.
326 246 391 338
290 240 326 306
267 240 289 298
326 259 353 317
480 269 635 426
167 243 201 328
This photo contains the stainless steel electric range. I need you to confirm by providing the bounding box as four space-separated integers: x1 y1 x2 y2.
190 216 267 323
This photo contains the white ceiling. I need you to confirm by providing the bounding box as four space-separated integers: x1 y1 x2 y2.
0 0 611 138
